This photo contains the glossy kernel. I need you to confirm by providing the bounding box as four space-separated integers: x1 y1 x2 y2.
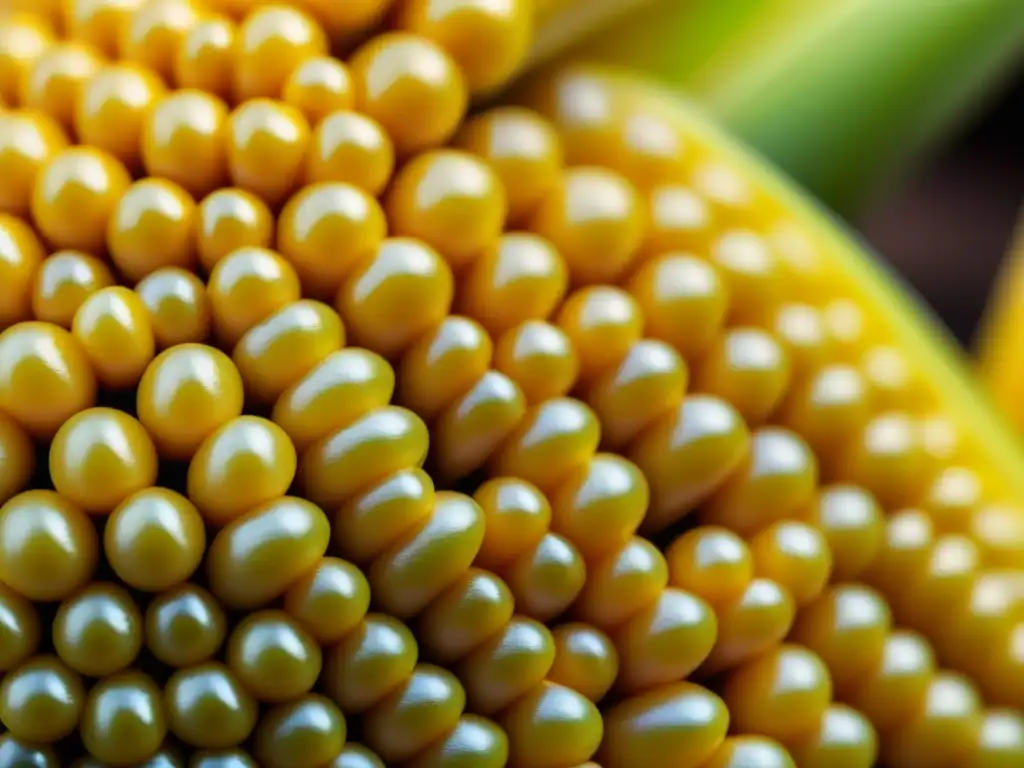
105 487 206 591
31 146 131 253
455 107 562 224
233 5 328 102
0 413 32 508
301 406 429 510
336 237 454 360
173 15 235 98
80 671 167 767
20 42 102 132
282 57 354 125
0 18 55 106
227 610 323 703
695 327 790 425
786 704 878 768
75 64 165 170
255 695 346 768
332 744 387 768
305 110 395 194
790 584 892 690
418 568 515 665
370 491 485 619
324 613 419 713
49 407 158 515
0 110 68 218
0 583 40 671
31 251 114 329
146 583 228 668
501 682 603 768
334 468 435 565
711 230 784 326
630 395 750 535
614 587 717 694
473 477 551 571
780 363 871 460
843 629 936 732
805 484 885 581
136 344 243 460
397 315 493 420
277 182 387 301
362 665 465 764
458 233 567 338
274 348 396 452
638 185 712 257
491 397 601 492
701 577 796 675
0 216 44 329
964 709 1024 768
881 673 983 768
0 322 97 439
164 662 258 749
348 32 468 156
722 643 833 741
558 286 641 378
549 623 619 702
403 715 508 768
773 302 832 382
207 246 301 347
835 412 933 510
629 255 726 361
586 338 688 449
530 166 644 286
429 372 524 486
196 188 274 273
136 267 211 349
702 427 818 538
550 453 648 560
396 0 531 93
502 532 587 623
0 656 83 743
386 149 507 271
284 556 372 645
599 682 729 768
232 299 345 404
702 737 796 768
119 0 202 82
665 526 753 606
0 490 98 602
72 286 156 389
458 616 555 715
53 582 143 677
749 521 832 607
0 734 58 767
573 536 668 630
923 465 984 536
493 321 579 404
187 416 298 524
142 90 229 198
107 178 197 283
226 99 311 207
207 496 331 609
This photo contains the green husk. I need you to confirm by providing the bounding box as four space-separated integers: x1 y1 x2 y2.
550 0 1024 215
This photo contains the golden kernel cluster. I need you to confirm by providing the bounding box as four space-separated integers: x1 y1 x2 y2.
0 1 1020 767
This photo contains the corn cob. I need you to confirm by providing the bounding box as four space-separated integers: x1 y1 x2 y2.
0 2 1022 767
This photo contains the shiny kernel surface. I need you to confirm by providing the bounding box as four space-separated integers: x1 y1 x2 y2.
0 44 1017 767
348 32 468 157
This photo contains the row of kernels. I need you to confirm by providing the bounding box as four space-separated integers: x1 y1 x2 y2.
5 0 532 108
